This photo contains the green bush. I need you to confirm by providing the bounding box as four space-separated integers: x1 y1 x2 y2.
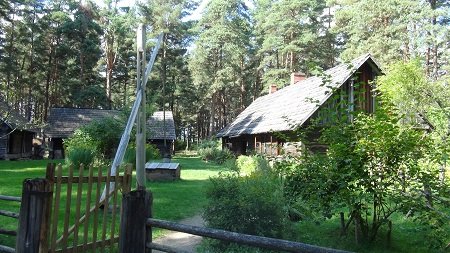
174 140 187 151
203 170 287 251
198 147 234 164
146 143 162 160
66 148 95 168
197 139 221 150
63 116 124 165
123 144 162 166
64 130 97 167
235 155 270 175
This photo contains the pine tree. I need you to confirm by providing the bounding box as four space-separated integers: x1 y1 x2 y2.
254 0 336 90
189 0 253 136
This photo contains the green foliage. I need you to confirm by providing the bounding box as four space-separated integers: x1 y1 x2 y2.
64 129 98 155
64 116 124 165
174 140 186 151
66 148 95 168
81 117 124 158
123 143 162 165
254 0 336 87
334 0 449 78
197 139 221 150
64 129 97 167
235 155 270 175
377 60 450 165
198 147 234 164
276 107 449 246
203 170 287 251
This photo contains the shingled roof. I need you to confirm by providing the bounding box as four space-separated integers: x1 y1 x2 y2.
147 111 176 140
0 99 37 131
217 54 381 138
46 108 120 138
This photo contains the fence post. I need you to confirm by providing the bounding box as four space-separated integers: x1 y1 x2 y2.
119 189 152 253
16 178 53 253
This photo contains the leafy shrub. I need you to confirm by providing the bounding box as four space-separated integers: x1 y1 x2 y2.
64 129 97 153
64 116 124 164
66 148 95 168
80 117 123 158
235 155 270 175
198 147 234 164
174 140 186 151
146 143 162 160
203 170 287 251
197 139 220 150
123 143 162 166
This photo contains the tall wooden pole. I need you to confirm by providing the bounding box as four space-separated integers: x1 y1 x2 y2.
136 24 146 189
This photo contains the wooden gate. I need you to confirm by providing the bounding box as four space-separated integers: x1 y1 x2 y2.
45 163 132 252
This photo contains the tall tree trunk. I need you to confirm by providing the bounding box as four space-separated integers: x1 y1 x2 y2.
209 95 215 137
44 49 53 121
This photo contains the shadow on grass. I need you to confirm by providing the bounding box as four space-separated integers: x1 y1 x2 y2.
292 211 446 253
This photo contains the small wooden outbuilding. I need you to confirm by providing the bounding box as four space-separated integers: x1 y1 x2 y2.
45 108 120 158
0 101 37 160
147 111 176 157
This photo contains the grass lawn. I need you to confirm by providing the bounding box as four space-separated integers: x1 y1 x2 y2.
0 155 225 249
1 156 447 252
291 211 448 253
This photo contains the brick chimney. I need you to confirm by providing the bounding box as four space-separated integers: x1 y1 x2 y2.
291 72 306 85
269 84 277 94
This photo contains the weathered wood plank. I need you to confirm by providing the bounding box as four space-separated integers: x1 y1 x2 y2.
41 163 56 253
15 178 52 253
0 244 15 253
50 165 63 252
0 228 17 236
54 237 119 253
119 190 152 253
82 165 94 252
72 165 84 252
92 167 102 253
109 168 119 248
100 166 112 252
0 210 19 219
0 195 21 202
56 176 124 184
147 219 353 253
61 165 74 250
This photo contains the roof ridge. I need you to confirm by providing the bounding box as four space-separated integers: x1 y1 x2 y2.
217 53 381 138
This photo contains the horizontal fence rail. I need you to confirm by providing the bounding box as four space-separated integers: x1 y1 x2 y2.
0 210 19 219
0 245 15 253
146 218 353 253
0 195 21 202
0 194 21 253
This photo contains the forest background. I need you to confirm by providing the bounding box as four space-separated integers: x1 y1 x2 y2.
0 0 448 142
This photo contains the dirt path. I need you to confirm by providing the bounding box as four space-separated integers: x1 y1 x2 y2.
152 214 205 253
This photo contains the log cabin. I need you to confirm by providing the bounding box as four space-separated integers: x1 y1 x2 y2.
217 53 382 156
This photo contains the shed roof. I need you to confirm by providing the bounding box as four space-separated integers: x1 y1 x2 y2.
147 111 176 140
217 54 381 138
46 108 120 138
0 100 37 132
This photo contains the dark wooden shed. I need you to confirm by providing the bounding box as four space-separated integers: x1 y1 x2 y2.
0 101 37 160
45 108 120 158
147 111 176 157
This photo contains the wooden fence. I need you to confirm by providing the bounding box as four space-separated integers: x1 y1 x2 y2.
14 163 132 253
119 189 353 253
0 194 21 253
